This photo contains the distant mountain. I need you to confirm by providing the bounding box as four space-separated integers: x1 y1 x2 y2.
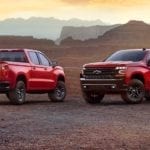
80 20 150 47
57 24 120 44
60 20 150 48
99 20 150 45
0 17 107 40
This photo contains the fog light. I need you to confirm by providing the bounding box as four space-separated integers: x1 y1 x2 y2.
111 85 116 89
83 86 87 88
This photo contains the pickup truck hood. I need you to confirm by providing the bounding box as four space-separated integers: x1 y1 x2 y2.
84 61 133 68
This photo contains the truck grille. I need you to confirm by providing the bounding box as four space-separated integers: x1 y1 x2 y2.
84 67 117 79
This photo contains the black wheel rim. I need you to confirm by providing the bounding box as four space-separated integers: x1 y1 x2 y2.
55 85 65 100
127 85 143 101
16 87 25 102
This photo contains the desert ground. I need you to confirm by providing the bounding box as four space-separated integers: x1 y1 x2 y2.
0 94 150 150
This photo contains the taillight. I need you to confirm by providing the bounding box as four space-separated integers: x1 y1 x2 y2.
1 64 9 79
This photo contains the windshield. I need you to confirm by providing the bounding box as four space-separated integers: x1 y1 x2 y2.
105 50 146 62
0 51 27 62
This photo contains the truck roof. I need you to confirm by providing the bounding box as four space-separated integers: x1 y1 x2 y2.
118 48 150 52
0 48 149 52
0 48 40 51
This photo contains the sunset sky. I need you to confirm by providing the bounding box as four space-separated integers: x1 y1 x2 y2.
0 0 150 24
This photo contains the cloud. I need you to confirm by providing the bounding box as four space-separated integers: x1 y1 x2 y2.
0 0 149 23
0 0 61 19
61 0 146 7
61 0 92 5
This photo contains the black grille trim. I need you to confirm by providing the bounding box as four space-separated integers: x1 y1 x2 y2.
84 67 117 79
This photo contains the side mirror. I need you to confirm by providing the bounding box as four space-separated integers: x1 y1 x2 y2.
52 61 58 68
147 60 150 66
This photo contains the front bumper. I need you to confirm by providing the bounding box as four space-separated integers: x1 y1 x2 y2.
80 78 127 93
0 81 10 93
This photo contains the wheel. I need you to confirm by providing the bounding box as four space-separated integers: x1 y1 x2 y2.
145 96 150 101
145 93 150 101
8 81 26 105
6 93 9 99
121 79 144 104
48 81 66 102
145 91 150 101
83 91 104 104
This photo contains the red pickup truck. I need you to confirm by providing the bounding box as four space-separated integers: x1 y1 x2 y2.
80 49 150 104
0 49 66 105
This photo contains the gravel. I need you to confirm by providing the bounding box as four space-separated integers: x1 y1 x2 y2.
0 94 150 150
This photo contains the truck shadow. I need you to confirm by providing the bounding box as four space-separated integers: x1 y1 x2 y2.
0 99 150 106
0 101 10 105
0 100 52 106
100 101 127 106
96 99 150 106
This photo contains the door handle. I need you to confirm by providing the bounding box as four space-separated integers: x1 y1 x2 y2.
44 68 47 70
32 67 36 70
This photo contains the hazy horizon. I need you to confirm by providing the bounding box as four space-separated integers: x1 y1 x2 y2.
0 17 110 40
0 16 149 25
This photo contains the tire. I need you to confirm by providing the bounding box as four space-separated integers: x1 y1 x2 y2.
8 81 26 105
121 79 144 104
48 81 66 102
6 93 9 99
145 97 150 101
83 91 104 104
145 95 150 101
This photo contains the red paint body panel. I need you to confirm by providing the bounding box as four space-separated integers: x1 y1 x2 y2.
0 49 65 93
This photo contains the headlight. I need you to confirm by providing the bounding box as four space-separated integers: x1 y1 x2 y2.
80 67 85 75
115 66 127 75
115 66 127 70
83 67 86 70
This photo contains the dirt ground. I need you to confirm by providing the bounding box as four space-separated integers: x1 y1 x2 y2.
0 94 150 150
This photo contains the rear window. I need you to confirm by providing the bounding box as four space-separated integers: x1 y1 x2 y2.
0 51 27 62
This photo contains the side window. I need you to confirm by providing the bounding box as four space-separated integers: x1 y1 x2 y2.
38 53 50 66
146 53 150 61
28 51 40 65
146 53 150 67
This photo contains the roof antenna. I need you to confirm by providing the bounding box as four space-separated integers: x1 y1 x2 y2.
143 48 146 51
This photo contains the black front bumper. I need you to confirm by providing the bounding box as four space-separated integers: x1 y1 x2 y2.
80 78 127 93
0 81 10 93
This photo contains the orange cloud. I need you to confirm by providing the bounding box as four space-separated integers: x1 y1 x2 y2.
0 0 61 19
61 0 146 7
61 0 91 5
0 0 149 24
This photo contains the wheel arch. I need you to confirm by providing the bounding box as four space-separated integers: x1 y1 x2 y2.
16 74 27 88
131 73 145 84
57 74 65 82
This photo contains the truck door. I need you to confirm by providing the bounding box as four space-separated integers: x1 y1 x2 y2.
36 52 55 90
28 51 42 90
28 51 55 90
